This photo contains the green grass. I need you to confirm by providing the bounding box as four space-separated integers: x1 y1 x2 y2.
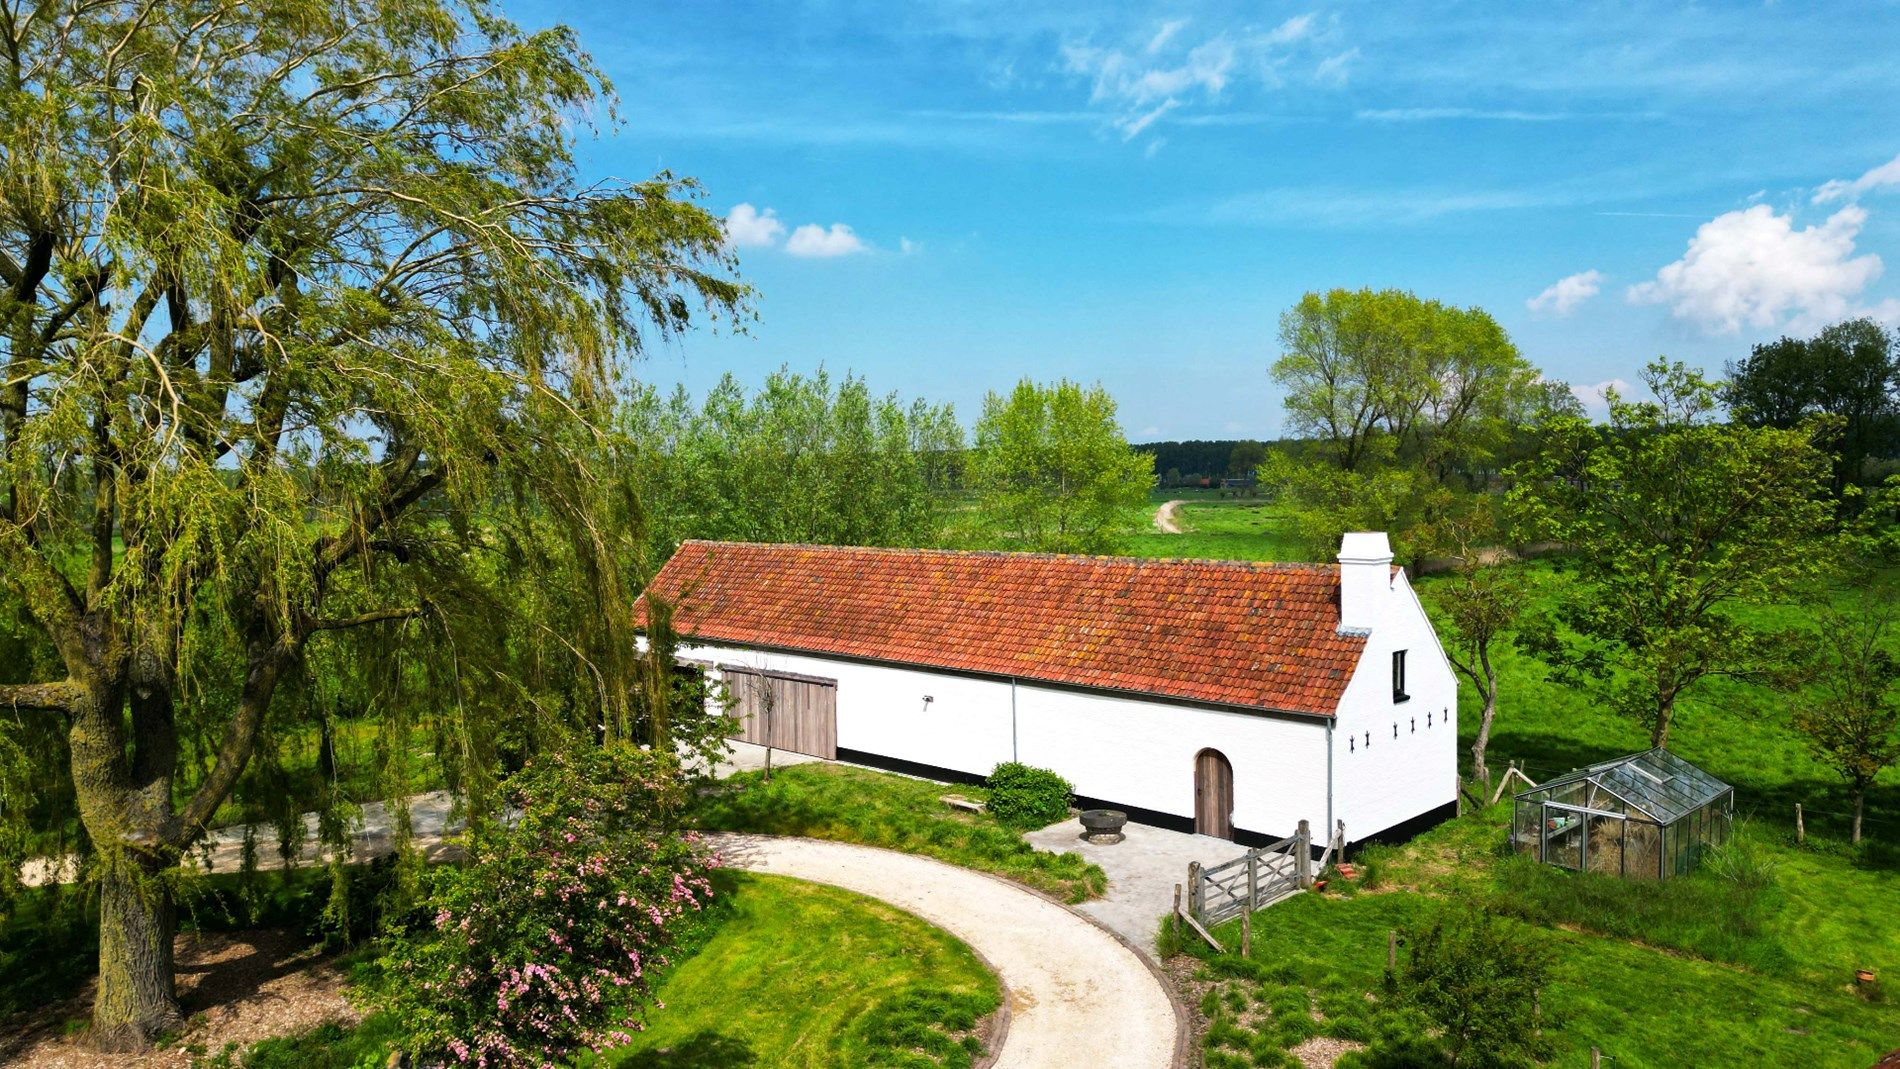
1121 498 1318 562
598 872 1000 1068
211 872 1001 1069
692 763 1106 902
1179 810 1897 1068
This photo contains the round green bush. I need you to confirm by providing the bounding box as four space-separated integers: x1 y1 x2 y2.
984 762 1073 829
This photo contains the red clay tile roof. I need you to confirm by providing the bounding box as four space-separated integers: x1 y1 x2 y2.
636 540 1367 717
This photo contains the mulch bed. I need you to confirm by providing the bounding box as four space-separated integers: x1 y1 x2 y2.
1 930 357 1068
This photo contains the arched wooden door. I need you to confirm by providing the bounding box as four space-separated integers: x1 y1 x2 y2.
1195 748 1234 839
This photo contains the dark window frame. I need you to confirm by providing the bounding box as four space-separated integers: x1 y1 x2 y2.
1392 649 1410 704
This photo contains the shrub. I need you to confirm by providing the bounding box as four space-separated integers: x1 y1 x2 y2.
984 762 1073 828
369 746 718 1068
1397 908 1553 1068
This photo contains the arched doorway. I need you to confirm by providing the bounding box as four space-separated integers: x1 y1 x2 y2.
1194 748 1234 840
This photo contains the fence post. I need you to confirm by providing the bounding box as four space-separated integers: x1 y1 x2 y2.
1296 819 1313 888
1591 1047 1602 1069
1246 854 1259 912
1387 929 1398 973
1187 861 1203 922
1795 803 1805 845
1336 820 1348 868
1240 907 1252 958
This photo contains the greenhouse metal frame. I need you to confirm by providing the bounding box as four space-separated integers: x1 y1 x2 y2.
1512 748 1735 880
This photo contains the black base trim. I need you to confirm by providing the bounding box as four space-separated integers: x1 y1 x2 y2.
836 749 1458 852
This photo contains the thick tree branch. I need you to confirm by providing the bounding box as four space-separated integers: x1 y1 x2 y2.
304 605 425 632
0 679 84 713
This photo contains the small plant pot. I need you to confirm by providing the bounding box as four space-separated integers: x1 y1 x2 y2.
1312 879 1329 892
1078 808 1128 844
1856 969 1877 985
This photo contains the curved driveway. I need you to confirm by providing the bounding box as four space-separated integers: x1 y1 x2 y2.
709 834 1183 1069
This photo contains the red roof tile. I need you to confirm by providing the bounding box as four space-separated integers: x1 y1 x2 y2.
636 541 1367 717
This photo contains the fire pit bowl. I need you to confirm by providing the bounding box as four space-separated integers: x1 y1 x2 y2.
1079 808 1128 844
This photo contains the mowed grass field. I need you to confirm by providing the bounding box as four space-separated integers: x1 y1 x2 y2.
1123 505 1900 1066
1120 491 1319 563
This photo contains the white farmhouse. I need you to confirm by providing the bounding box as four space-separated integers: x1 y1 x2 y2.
638 532 1457 844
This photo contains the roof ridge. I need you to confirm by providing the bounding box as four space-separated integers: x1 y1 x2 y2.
676 538 1334 573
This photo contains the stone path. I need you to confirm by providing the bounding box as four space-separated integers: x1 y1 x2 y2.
712 833 1184 1069
1024 817 1254 957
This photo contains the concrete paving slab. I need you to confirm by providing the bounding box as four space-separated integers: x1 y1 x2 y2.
1025 817 1254 958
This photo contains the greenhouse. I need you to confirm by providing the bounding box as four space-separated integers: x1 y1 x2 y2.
1512 748 1734 880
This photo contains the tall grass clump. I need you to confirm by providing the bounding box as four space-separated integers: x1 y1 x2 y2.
1487 833 1789 974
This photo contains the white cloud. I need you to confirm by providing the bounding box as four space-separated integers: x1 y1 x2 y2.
1527 270 1605 316
724 203 785 248
785 222 868 258
1314 47 1359 86
1569 378 1635 418
899 237 920 256
1061 13 1323 141
1813 151 1900 204
1627 204 1883 333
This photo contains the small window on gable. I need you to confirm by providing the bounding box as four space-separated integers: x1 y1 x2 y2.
1392 650 1409 704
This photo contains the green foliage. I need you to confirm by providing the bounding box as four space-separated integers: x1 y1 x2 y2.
369 747 716 1067
1396 907 1553 1068
198 1015 405 1069
0 0 744 1040
692 763 1106 902
619 367 962 558
1787 591 1900 841
1726 318 1900 496
1508 359 1838 746
1271 288 1544 480
983 762 1073 829
962 378 1154 553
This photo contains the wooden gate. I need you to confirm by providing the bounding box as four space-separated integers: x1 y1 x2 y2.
724 669 838 760
1195 748 1234 839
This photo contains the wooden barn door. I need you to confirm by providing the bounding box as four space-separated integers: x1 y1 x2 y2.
1195 748 1234 839
725 669 838 760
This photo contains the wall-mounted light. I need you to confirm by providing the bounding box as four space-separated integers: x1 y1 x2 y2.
922 695 935 712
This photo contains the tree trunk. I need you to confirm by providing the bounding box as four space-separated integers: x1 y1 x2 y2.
1470 677 1499 788
1650 691 1674 748
1853 786 1864 845
92 857 182 1051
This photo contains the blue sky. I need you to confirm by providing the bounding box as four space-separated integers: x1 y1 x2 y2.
510 0 1900 439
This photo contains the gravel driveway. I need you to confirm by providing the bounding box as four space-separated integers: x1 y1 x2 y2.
711 833 1185 1069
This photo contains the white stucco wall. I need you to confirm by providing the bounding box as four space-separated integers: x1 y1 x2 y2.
1328 568 1460 840
673 640 1335 838
664 559 1457 844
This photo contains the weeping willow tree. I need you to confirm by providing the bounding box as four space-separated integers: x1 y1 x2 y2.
0 0 742 1049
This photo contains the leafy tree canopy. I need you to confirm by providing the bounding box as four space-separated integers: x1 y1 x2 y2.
963 378 1153 554
0 0 740 1047
1726 318 1900 497
619 366 961 557
1508 360 1837 748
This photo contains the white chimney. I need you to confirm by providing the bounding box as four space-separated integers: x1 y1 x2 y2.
1337 531 1393 633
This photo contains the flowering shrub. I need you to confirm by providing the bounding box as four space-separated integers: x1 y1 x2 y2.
372 746 718 1067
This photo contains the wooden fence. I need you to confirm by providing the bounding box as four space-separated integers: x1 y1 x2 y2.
1186 819 1345 927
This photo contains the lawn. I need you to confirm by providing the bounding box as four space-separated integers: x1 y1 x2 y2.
1176 806 1898 1069
1120 497 1318 563
693 763 1106 902
598 872 1001 1068
213 872 1002 1069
